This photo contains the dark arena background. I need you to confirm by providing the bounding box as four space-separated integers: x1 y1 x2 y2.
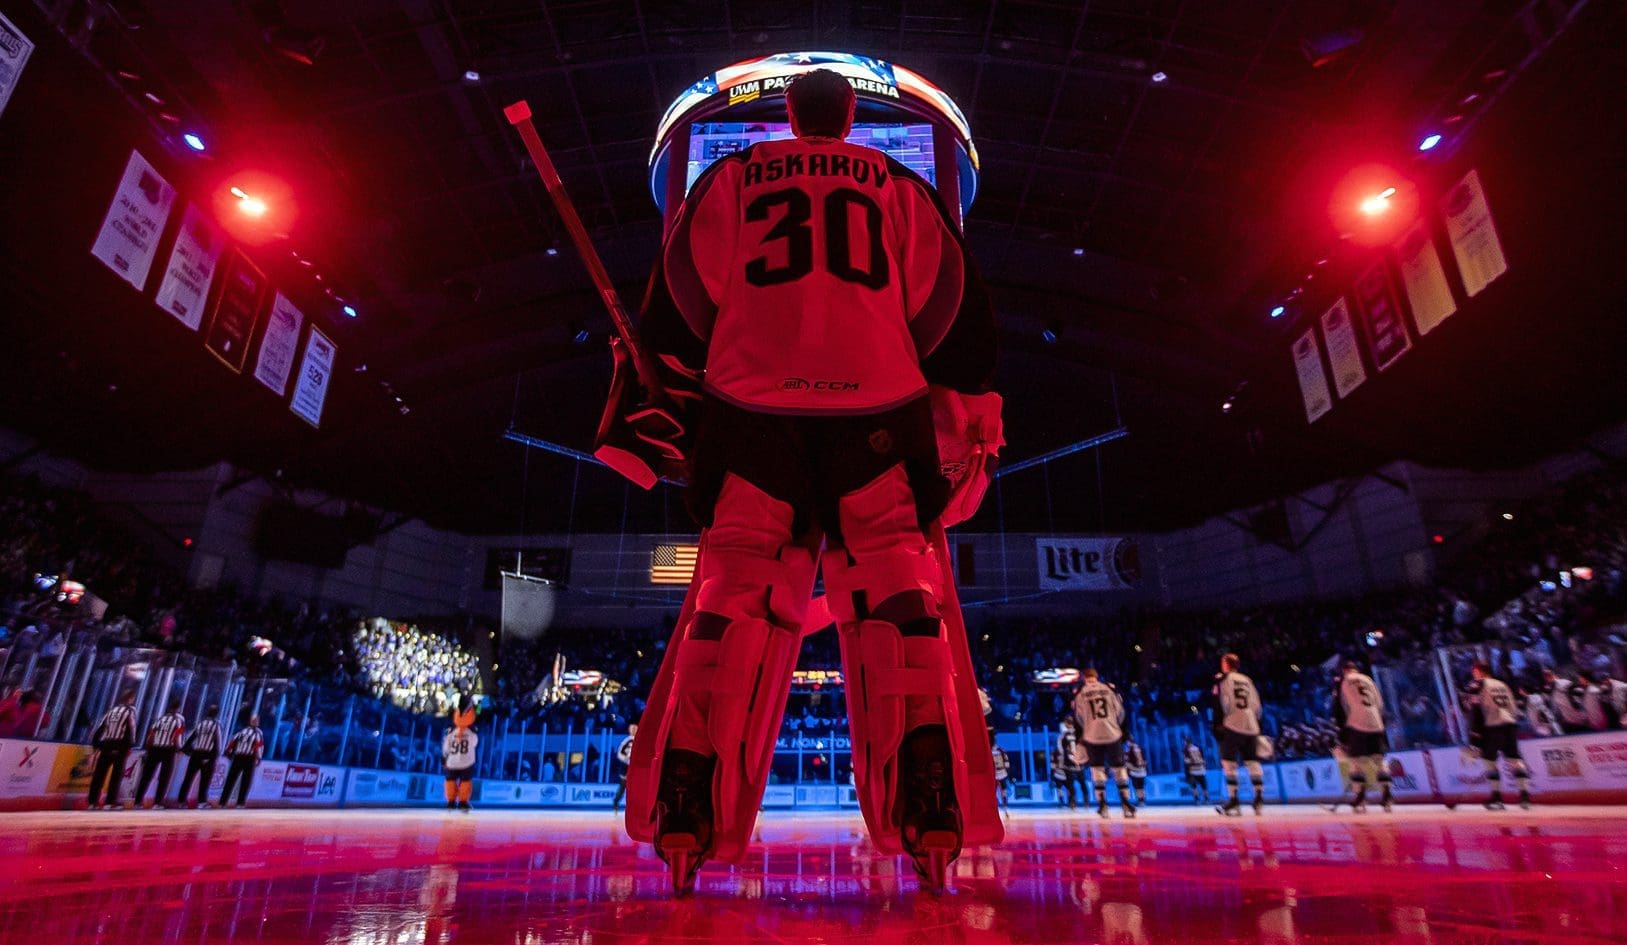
2 1 1626 942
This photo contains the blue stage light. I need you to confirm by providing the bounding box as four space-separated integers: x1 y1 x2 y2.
183 132 206 151
1418 133 1442 151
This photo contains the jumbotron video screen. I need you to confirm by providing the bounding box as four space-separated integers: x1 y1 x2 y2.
684 121 937 192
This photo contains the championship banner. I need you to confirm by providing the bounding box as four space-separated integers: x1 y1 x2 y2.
154 204 225 330
1291 329 1332 423
205 251 268 373
1035 537 1141 591
289 327 336 427
90 150 177 291
1441 169 1508 298
1318 297 1367 398
1354 262 1411 372
1395 221 1456 335
253 293 304 396
0 11 35 120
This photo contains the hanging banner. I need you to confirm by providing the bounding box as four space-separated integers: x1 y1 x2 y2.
253 293 304 396
0 11 35 120
1318 297 1366 398
90 150 177 291
204 252 268 373
1291 330 1332 423
1441 168 1508 298
153 205 225 330
290 328 337 427
1355 262 1412 372
1395 221 1456 335
1034 537 1141 591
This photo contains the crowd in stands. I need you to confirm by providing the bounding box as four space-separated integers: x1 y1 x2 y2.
0 471 486 721
351 618 483 715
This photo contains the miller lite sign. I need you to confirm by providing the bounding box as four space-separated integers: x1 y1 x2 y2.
1035 538 1141 591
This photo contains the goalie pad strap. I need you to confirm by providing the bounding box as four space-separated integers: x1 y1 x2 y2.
821 548 943 625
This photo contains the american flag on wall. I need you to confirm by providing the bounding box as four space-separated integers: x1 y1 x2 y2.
650 543 700 584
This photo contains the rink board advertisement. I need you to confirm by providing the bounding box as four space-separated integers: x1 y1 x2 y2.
347 770 436 805
90 150 178 292
246 761 344 806
0 738 53 797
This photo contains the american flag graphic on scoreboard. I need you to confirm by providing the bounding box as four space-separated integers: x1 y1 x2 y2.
650 543 700 584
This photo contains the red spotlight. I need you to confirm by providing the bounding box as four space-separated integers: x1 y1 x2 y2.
214 172 296 245
1432 534 1445 544
1330 165 1416 246
1359 186 1397 216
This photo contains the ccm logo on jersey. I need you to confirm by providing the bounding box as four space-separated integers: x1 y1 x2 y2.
782 377 860 392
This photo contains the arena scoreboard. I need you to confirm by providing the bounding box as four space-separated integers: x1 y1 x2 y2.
649 51 979 229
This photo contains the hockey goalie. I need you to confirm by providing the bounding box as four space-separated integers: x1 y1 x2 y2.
595 69 1004 895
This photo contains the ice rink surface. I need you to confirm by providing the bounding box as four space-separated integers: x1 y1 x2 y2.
2 804 1624 944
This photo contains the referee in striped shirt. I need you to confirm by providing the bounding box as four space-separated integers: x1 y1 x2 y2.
178 705 223 809
134 701 186 809
87 692 138 810
221 714 264 809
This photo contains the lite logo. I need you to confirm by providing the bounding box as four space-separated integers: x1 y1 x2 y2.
1043 545 1107 581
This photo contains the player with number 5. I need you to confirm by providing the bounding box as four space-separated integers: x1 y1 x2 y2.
1212 653 1267 816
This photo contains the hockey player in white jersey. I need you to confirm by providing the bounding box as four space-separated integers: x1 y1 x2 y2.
1123 738 1149 807
1549 670 1589 733
1463 662 1530 810
1071 668 1135 819
1211 653 1266 816
1580 671 1627 731
1330 661 1392 813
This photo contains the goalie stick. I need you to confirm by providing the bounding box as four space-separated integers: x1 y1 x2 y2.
503 100 664 400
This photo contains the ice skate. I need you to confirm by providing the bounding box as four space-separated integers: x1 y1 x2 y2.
1122 802 1137 820
1351 799 1367 814
1097 801 1109 820
1519 791 1532 810
654 749 717 897
1253 797 1264 816
897 726 962 893
1484 796 1505 811
1381 789 1394 813
1218 799 1242 817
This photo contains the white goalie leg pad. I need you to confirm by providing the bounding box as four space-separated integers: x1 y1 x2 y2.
824 539 953 844
655 475 817 858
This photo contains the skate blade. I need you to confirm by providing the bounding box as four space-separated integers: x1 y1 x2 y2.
914 830 958 893
659 833 702 898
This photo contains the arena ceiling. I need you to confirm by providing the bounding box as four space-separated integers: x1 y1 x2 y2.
3 0 1624 537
